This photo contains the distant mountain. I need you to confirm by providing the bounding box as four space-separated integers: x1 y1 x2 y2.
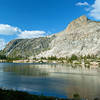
1 36 55 58
2 15 100 58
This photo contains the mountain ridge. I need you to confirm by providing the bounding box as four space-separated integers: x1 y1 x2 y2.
2 15 100 58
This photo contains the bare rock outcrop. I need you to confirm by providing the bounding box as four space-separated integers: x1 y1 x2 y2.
37 16 100 58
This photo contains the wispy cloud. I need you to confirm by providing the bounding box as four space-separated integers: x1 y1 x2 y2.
76 2 89 6
89 0 100 20
0 24 21 35
17 30 46 39
0 39 6 50
76 0 100 20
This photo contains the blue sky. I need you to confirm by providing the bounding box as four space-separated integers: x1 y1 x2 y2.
0 0 99 49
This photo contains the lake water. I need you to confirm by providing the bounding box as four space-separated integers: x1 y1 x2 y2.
0 63 100 100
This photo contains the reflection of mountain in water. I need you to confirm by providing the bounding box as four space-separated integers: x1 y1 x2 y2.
3 63 100 77
3 64 50 77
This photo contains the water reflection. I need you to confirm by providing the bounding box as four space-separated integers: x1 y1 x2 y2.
3 64 49 77
2 63 100 76
0 63 100 100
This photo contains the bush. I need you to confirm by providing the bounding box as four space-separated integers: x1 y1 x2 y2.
0 55 7 59
73 93 80 100
70 54 78 60
47 56 57 60
41 57 46 60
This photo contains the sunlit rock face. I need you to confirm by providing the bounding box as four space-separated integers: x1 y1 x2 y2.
2 15 100 58
66 15 88 32
37 16 100 57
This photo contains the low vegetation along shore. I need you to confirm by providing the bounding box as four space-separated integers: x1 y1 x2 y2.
0 54 100 68
0 88 66 100
0 88 81 100
0 88 100 100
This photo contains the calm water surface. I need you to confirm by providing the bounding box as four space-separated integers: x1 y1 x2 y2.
0 63 100 100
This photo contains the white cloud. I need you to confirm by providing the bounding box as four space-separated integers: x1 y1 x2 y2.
89 0 100 20
0 24 47 39
76 2 89 6
0 24 21 35
0 39 6 50
18 30 46 39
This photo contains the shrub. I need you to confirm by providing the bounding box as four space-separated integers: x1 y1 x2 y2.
0 55 7 59
70 54 78 60
47 56 57 60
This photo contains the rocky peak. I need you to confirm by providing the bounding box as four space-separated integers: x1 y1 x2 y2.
66 15 88 32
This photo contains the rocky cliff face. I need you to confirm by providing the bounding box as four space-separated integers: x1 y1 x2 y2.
37 16 100 58
1 36 55 58
2 15 100 58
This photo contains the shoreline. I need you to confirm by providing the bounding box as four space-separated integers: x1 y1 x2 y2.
0 88 75 100
0 88 99 100
0 54 100 69
0 59 99 68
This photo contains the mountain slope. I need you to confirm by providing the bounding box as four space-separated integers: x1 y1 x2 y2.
2 15 100 58
1 36 55 58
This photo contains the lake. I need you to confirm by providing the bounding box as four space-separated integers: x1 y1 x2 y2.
0 63 100 100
